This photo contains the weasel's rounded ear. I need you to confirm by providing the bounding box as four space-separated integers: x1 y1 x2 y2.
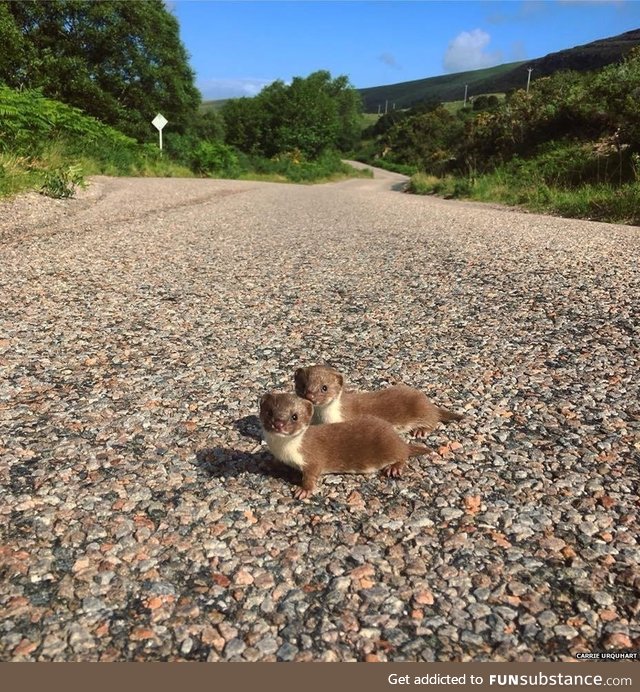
336 373 344 387
303 400 314 418
259 393 272 411
294 368 306 392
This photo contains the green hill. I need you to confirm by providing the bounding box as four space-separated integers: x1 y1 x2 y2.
359 28 640 112
200 99 230 113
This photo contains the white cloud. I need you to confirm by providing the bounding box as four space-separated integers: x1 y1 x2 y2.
443 29 503 73
197 78 275 100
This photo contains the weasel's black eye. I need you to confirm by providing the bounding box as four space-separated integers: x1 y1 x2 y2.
291 413 298 421
321 385 328 392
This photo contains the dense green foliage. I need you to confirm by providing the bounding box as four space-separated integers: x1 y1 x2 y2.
1 0 200 141
0 86 137 158
238 150 370 184
363 49 640 224
0 81 368 198
221 70 362 159
0 86 191 197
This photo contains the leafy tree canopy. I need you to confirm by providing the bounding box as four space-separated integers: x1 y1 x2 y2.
222 70 362 159
1 0 200 141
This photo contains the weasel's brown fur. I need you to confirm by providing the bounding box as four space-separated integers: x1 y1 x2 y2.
294 365 463 437
259 391 428 499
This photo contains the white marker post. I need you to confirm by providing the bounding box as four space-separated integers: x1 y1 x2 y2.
152 113 168 152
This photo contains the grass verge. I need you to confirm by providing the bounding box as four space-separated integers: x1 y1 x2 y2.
408 169 640 226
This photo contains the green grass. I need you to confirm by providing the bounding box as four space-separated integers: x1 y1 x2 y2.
408 168 640 225
352 149 418 176
406 172 441 194
234 151 373 184
360 112 381 129
441 92 505 114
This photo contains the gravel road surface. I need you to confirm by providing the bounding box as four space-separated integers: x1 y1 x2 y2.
1 167 638 661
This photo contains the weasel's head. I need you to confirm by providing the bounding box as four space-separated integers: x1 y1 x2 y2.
294 365 344 407
259 392 313 436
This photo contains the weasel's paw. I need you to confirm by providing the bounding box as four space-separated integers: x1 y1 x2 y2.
382 462 404 478
411 427 430 438
293 487 311 500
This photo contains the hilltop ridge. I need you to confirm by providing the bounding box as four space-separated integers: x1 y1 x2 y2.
358 28 640 112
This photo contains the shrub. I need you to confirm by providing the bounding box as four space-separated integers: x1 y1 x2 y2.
407 173 439 194
40 164 84 198
191 141 239 176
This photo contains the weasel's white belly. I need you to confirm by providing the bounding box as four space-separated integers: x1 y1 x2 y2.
263 431 306 470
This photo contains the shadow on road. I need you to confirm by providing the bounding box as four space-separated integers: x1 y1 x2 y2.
233 414 262 441
194 445 299 485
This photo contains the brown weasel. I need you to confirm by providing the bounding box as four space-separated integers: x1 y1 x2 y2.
259 391 428 499
294 365 463 437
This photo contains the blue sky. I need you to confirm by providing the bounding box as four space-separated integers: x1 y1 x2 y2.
169 1 640 99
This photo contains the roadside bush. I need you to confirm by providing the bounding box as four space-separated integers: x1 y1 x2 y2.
242 150 370 184
40 164 84 198
407 173 439 194
191 141 239 176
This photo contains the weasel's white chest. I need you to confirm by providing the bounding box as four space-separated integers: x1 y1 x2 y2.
263 431 306 470
313 397 343 424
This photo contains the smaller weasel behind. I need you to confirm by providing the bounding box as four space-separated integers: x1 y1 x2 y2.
259 391 428 499
294 365 463 437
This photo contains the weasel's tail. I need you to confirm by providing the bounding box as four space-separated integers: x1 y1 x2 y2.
438 407 463 423
408 443 430 458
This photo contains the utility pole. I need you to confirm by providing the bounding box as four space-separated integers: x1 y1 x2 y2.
385 99 388 114
377 104 381 115
526 67 533 93
463 84 468 107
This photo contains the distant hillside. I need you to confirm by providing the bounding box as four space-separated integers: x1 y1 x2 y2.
359 28 640 112
200 99 229 113
359 62 524 113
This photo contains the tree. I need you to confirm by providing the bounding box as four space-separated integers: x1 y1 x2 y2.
2 0 200 141
221 96 269 155
386 107 463 174
274 71 341 158
0 3 30 83
221 70 362 159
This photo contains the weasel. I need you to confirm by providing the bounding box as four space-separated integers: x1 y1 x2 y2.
294 365 463 437
259 391 428 499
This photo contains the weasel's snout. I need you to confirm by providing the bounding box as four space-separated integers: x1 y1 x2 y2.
272 419 287 432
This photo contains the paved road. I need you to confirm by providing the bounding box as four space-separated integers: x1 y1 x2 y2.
1 168 638 661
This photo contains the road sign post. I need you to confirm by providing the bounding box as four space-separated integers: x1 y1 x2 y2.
152 113 168 152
